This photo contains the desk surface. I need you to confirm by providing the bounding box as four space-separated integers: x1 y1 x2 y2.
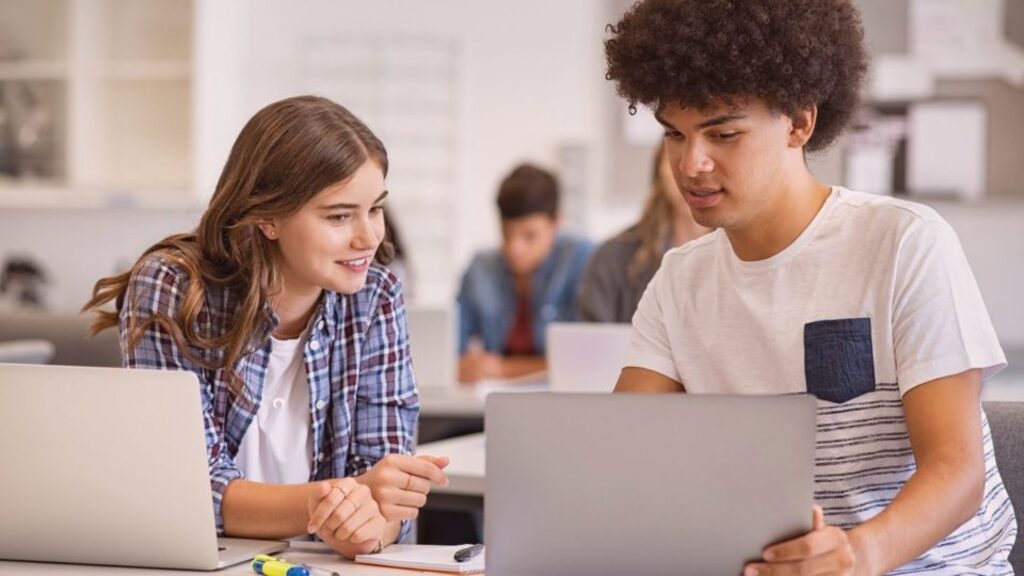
414 370 1024 499
417 358 1024 416
417 433 486 496
418 379 546 418
0 542 477 575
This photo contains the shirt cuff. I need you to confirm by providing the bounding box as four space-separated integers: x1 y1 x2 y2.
210 466 245 534
897 350 1008 397
622 350 680 383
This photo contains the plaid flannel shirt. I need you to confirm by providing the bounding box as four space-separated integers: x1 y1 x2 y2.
119 253 419 540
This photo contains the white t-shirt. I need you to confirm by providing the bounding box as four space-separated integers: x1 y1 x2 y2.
235 333 313 484
626 187 1016 574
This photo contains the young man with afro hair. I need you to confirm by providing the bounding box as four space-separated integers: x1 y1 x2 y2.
607 1 1017 574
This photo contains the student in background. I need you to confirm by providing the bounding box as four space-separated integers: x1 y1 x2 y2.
577 143 710 323
606 0 1016 574
84 96 449 559
457 164 593 383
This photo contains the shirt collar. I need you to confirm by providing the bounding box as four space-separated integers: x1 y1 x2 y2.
259 291 339 342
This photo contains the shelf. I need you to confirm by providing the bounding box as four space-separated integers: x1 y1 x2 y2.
0 0 69 62
0 0 195 207
887 193 1024 209
0 182 204 212
79 60 191 80
0 60 193 81
0 61 68 80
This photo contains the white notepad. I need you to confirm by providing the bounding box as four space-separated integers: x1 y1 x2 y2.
355 544 484 573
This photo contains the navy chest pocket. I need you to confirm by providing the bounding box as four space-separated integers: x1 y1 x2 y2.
803 318 876 404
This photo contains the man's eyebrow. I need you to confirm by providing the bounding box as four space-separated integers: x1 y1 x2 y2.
697 114 747 129
318 190 389 210
653 112 748 130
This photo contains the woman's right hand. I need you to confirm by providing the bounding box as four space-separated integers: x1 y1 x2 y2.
306 478 386 558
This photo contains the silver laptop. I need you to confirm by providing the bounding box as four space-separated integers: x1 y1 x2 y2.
406 305 456 388
485 393 816 575
546 322 631 393
0 363 287 570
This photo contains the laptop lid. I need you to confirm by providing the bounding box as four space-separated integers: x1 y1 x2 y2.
546 323 631 393
485 393 816 576
0 363 284 570
407 305 456 388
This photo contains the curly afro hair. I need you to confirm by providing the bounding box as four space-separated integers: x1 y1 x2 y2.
605 0 868 152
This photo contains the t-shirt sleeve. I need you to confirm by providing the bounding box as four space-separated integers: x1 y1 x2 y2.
892 216 1006 395
622 262 681 382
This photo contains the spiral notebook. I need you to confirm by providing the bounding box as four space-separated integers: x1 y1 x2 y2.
355 544 484 573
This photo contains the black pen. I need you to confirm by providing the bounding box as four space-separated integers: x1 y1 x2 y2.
453 543 484 562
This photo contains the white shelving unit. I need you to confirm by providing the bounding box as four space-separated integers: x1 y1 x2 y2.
0 0 194 208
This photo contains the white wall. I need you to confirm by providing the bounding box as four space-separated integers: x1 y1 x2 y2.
0 207 199 311
200 0 611 280
927 200 1024 349
4 1 1020 351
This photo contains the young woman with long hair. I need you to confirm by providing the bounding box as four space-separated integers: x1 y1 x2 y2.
84 95 448 558
577 143 711 323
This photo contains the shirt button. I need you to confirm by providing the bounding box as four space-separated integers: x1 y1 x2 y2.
317 320 325 331
309 340 321 351
318 452 325 462
316 399 326 410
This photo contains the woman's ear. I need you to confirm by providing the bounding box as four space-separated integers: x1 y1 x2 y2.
258 222 279 240
788 104 818 148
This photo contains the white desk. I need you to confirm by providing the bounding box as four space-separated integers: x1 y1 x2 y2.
417 433 486 497
0 542 474 575
414 365 1024 500
417 386 488 418
415 374 546 495
416 356 1024 416
418 379 547 418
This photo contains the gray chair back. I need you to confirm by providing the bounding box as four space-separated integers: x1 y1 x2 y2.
985 401 1024 574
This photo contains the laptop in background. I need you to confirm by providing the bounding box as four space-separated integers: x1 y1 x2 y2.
546 322 631 393
0 363 286 570
407 305 456 388
485 393 816 575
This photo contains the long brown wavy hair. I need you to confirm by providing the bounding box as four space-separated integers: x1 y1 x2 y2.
625 144 674 284
83 95 391 398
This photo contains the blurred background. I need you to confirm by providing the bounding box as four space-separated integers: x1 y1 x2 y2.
0 0 1021 346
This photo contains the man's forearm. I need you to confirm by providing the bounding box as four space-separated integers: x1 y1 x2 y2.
848 460 984 575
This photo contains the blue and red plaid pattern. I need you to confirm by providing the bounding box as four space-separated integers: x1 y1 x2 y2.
119 253 419 538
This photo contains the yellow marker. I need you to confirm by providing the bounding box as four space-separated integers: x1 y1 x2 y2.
250 554 310 576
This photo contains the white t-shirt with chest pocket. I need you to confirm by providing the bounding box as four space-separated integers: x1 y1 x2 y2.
625 187 1016 574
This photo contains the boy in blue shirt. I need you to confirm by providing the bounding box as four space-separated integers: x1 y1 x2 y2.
457 164 593 383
